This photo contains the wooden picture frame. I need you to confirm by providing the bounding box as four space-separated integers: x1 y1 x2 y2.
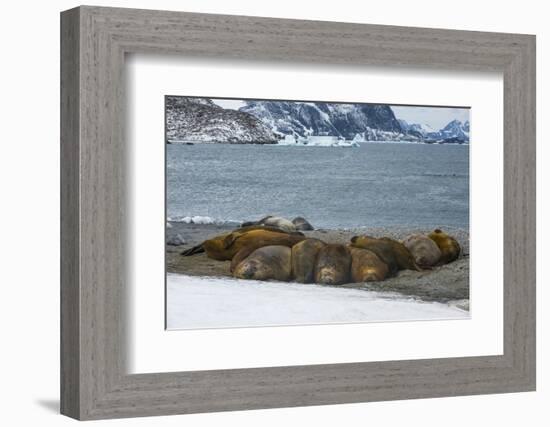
60 5 536 420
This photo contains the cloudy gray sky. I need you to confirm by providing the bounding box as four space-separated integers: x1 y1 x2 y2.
212 99 470 130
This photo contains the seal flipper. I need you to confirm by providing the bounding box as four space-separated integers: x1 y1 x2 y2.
180 244 205 256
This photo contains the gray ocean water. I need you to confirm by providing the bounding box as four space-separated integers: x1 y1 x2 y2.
166 143 469 230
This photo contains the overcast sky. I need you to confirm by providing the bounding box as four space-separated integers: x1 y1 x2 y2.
212 99 470 130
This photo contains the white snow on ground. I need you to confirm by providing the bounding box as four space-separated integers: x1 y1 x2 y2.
167 274 469 330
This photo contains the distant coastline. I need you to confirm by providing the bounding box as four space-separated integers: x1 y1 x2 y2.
166 139 470 146
166 96 470 145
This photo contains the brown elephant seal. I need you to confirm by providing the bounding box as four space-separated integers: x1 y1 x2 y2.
233 245 292 281
181 226 304 261
401 234 442 268
350 236 421 275
314 244 352 286
241 216 297 233
180 224 287 257
228 230 305 271
428 229 461 264
291 238 326 283
292 216 314 231
349 247 389 282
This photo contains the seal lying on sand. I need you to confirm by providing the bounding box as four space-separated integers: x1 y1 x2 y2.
402 234 442 268
291 216 314 231
428 229 461 264
241 216 297 233
350 235 421 275
233 245 292 281
179 224 290 257
314 244 352 286
291 238 326 283
181 225 304 261
228 230 306 272
350 247 389 282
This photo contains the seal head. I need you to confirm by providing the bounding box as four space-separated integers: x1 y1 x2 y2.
427 229 461 264
314 244 352 286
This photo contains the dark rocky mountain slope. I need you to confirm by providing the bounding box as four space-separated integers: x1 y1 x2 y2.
166 97 278 144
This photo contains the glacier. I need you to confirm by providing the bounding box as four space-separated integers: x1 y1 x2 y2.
277 134 359 147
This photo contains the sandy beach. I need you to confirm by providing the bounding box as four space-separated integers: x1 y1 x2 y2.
166 221 469 308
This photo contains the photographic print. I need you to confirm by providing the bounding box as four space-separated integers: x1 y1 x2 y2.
165 96 470 329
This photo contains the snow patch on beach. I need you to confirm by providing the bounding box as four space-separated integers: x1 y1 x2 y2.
167 274 469 330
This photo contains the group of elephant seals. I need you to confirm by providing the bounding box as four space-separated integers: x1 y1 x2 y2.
291 238 326 283
241 215 315 232
314 244 352 286
181 222 462 286
350 247 389 282
401 234 442 268
349 235 421 275
427 229 461 264
233 240 354 285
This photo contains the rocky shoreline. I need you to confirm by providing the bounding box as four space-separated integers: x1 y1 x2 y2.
166 222 470 309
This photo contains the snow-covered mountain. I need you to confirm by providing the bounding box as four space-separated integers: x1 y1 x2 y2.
398 120 436 138
239 101 469 144
398 119 469 143
166 97 278 144
165 96 469 144
238 101 402 140
436 119 470 142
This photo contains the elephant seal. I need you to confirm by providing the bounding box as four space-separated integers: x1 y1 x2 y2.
350 236 420 275
292 216 314 231
401 234 442 268
291 238 326 283
428 229 461 264
314 244 352 286
181 225 303 260
350 247 389 282
241 215 297 233
228 230 305 271
233 245 292 281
